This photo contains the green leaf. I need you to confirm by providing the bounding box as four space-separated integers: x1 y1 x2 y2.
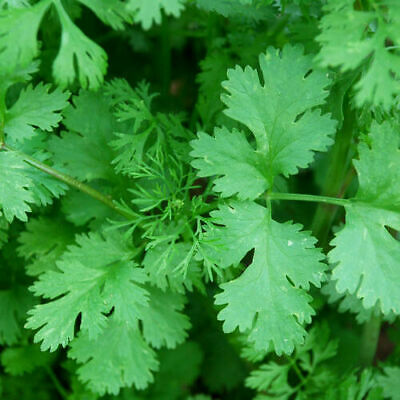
5 83 70 143
0 286 34 345
213 201 326 354
317 0 400 109
196 0 273 20
377 366 400 400
145 342 203 400
191 45 335 199
52 0 107 89
246 323 338 398
0 0 29 9
0 0 51 73
1 344 52 375
49 90 118 181
76 0 131 30
18 216 75 276
329 122 400 315
128 0 186 30
143 242 203 293
191 127 267 200
0 152 34 222
69 317 159 395
25 231 149 351
322 278 396 324
140 286 190 349
246 362 292 397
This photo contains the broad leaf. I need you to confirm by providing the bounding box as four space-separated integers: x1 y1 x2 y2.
5 83 70 143
213 201 326 354
69 317 159 395
191 45 335 199
26 231 149 351
330 122 400 315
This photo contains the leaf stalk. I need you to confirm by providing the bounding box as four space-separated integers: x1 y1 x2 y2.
268 192 352 207
359 313 381 367
1 144 136 220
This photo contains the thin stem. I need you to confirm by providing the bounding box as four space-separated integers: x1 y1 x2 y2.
45 366 69 400
268 192 352 208
2 144 135 220
0 88 6 145
311 94 355 248
359 313 381 367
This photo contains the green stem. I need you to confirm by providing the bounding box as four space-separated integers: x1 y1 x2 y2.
45 366 69 400
0 88 6 145
2 144 135 220
359 313 381 367
268 192 352 208
311 96 355 247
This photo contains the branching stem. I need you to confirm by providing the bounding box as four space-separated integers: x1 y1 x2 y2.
1 144 136 220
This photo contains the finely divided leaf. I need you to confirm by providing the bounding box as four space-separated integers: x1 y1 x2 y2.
329 122 400 315
143 242 203 293
213 201 326 354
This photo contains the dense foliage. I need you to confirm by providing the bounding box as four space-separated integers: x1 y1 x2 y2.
0 0 400 399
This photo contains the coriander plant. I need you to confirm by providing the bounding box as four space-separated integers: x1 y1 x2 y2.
0 0 399 399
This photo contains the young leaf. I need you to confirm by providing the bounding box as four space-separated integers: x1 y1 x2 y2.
329 122 400 315
213 201 326 354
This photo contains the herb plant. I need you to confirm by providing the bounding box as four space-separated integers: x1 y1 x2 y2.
0 0 400 399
